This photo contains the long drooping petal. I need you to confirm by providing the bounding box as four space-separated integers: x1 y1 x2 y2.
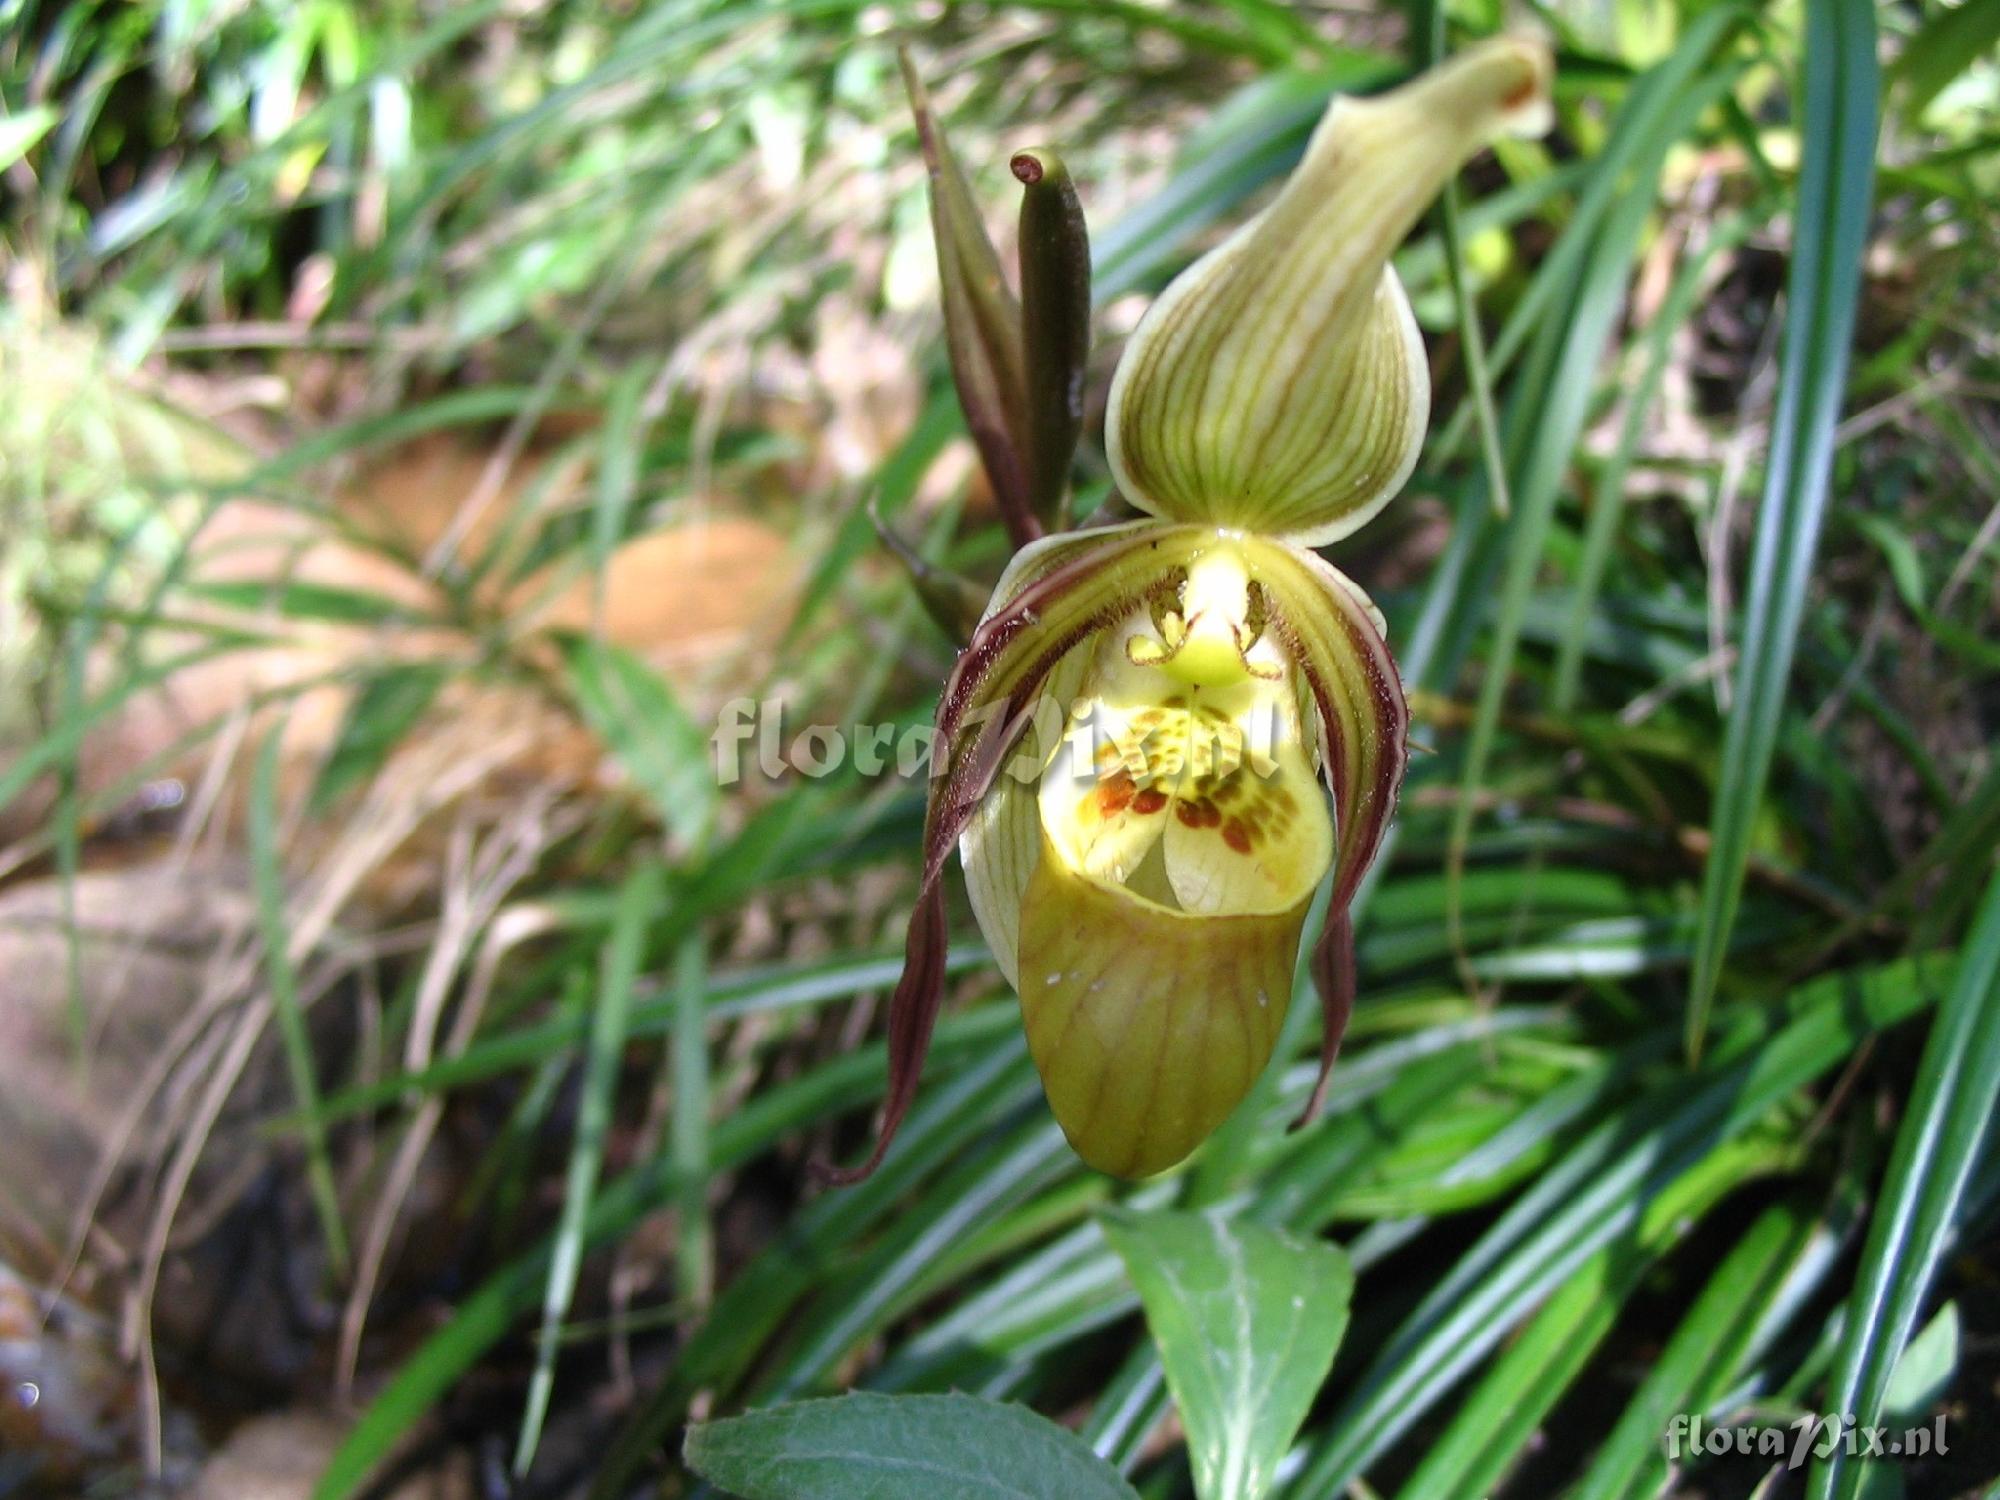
822 523 1213 1182
1106 37 1552 545
1242 537 1409 1123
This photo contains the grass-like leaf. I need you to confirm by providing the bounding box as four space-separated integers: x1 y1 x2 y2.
1294 955 1939 1494
1684 0 1879 1058
511 857 661 1475
310 663 447 812
1393 1133 1792 1500
560 636 717 850
1571 1198 1822 1500
1811 869 2000 1500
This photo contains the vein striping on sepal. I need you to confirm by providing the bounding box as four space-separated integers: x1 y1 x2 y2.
1106 38 1552 547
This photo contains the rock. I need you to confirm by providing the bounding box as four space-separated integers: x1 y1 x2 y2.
192 1408 473 1500
0 864 258 1279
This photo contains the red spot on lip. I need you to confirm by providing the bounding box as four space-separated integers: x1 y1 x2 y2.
1096 773 1136 815
1132 787 1169 815
1222 818 1252 853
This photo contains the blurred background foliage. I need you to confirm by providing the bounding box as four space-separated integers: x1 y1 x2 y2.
0 0 1997 1496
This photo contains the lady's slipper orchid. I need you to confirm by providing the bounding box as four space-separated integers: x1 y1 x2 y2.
830 38 1552 1183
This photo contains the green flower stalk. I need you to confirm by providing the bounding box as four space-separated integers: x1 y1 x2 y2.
830 38 1552 1183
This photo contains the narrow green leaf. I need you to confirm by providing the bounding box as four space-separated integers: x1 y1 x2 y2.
788 390 957 647
310 663 448 813
683 1391 1139 1500
1420 1 1509 521
0 105 59 170
1813 868 2000 1500
1571 1199 1822 1500
1100 1208 1352 1500
1394 1135 1790 1500
249 725 349 1279
1892 0 2000 118
186 577 428 625
670 934 713 1309
1686 0 1879 1058
559 636 716 850
1881 1302 1958 1422
868 497 987 643
1448 47 1741 964
318 1035 1029 1500
1294 955 1938 1494
512 858 661 1476
590 363 650 621
1552 210 1756 711
583 1041 1039 1500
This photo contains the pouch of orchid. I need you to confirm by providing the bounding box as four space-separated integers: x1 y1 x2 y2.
828 39 1553 1184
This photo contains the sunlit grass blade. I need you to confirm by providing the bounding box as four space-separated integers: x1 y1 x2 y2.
1447 50 1741 961
1293 956 1938 1494
1392 1134 1790 1500
315 1027 1026 1500
584 1043 1037 1499
1420 2 1509 522
1810 867 2000 1500
1551 209 1755 711
1685 0 1878 1059
512 857 661 1476
1570 1197 1821 1500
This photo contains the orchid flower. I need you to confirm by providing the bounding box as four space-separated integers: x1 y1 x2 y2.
831 39 1552 1183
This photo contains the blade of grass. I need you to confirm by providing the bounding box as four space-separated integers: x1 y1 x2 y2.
1420 1 1510 521
1811 866 2000 1500
1392 1134 1793 1500
583 1041 1039 1499
671 933 713 1310
290 944 997 1129
1551 209 1756 711
1685 0 1878 1059
249 724 350 1279
1428 5 1746 463
1570 1197 1823 1500
1291 954 1939 1495
1447 59 1740 970
590 362 650 629
512 857 662 1477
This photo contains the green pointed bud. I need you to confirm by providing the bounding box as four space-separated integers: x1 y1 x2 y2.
1012 147 1091 535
